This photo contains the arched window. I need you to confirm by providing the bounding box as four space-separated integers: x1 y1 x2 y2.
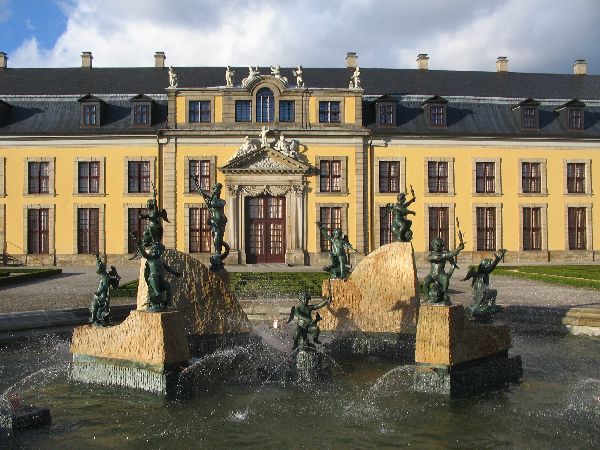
256 87 274 122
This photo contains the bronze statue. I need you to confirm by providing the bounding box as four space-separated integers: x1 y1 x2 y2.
192 178 230 271
384 186 416 242
140 183 169 247
463 249 507 320
132 235 182 311
423 220 466 305
316 222 355 279
287 292 332 350
90 254 121 326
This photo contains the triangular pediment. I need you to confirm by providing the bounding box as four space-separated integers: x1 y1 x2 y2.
221 147 311 174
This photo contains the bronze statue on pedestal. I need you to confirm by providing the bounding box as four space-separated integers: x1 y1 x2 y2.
90 254 120 326
384 186 416 242
287 292 332 350
192 178 230 271
463 249 507 321
316 222 356 279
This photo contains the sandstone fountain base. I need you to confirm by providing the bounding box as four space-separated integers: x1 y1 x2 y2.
136 249 255 357
320 242 419 359
70 310 191 396
407 304 522 396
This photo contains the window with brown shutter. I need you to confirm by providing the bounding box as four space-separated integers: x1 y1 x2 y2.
189 207 211 253
522 162 541 193
379 161 400 193
320 160 342 192
568 207 587 250
320 207 342 251
522 207 542 250
476 162 495 194
27 208 49 254
476 207 496 251
77 208 99 254
566 163 585 194
428 161 448 193
428 207 449 250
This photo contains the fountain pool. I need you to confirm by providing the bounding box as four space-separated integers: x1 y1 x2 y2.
1 330 599 448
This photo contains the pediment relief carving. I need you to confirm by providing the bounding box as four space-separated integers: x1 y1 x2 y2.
221 147 310 174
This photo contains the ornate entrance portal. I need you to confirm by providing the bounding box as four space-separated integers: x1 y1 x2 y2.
245 196 286 263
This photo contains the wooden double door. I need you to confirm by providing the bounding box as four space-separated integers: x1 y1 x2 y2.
245 196 286 263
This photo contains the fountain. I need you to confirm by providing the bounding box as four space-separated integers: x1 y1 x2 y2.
3 187 599 447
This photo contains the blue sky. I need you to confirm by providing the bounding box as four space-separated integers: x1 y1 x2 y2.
0 0 598 74
0 0 67 52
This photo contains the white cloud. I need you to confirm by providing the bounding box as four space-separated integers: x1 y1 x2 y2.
7 0 600 73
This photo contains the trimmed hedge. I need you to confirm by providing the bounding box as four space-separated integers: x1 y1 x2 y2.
112 272 330 299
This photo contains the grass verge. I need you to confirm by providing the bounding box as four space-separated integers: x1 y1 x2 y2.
0 268 63 287
112 272 330 299
495 265 600 290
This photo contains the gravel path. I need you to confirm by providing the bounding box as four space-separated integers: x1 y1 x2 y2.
0 266 140 313
0 265 599 313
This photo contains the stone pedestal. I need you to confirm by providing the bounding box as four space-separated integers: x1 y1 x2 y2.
70 310 191 396
409 304 522 396
295 349 331 383
318 242 419 358
320 242 419 334
137 249 251 337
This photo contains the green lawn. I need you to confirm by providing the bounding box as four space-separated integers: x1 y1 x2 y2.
113 272 330 299
0 268 63 287
495 265 600 290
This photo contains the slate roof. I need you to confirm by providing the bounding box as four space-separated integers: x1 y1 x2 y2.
1 66 600 136
0 99 167 135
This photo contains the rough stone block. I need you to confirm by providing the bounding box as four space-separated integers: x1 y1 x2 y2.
137 249 251 335
71 310 191 366
415 304 511 366
319 242 419 333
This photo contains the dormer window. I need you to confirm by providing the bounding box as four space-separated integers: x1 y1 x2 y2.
130 94 154 127
422 95 448 129
374 94 396 126
133 104 150 125
82 104 97 125
522 107 537 129
78 94 103 127
513 98 540 131
568 108 584 130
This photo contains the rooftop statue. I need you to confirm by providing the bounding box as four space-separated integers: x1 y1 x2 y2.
463 249 507 321
384 186 416 242
192 179 230 271
270 64 288 84
242 66 260 87
349 66 361 89
423 219 465 305
316 221 356 279
287 292 332 350
231 135 257 159
225 65 235 87
132 236 182 311
168 66 178 88
90 254 121 326
259 125 270 148
273 134 299 159
292 65 305 87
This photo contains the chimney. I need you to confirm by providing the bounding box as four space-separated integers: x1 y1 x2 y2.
573 59 587 76
496 56 509 73
154 51 166 69
81 51 93 69
346 52 357 69
0 52 7 70
417 53 429 71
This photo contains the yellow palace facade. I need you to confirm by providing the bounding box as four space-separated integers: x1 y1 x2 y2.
0 51 599 266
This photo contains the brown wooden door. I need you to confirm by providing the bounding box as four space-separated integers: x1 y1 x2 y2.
245 196 286 263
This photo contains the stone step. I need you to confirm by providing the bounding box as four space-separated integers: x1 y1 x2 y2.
564 308 600 318
562 317 600 327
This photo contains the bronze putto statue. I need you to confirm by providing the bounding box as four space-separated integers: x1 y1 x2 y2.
316 222 356 279
287 292 332 350
192 178 230 272
423 219 466 305
90 254 121 326
463 249 507 321
384 186 416 242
